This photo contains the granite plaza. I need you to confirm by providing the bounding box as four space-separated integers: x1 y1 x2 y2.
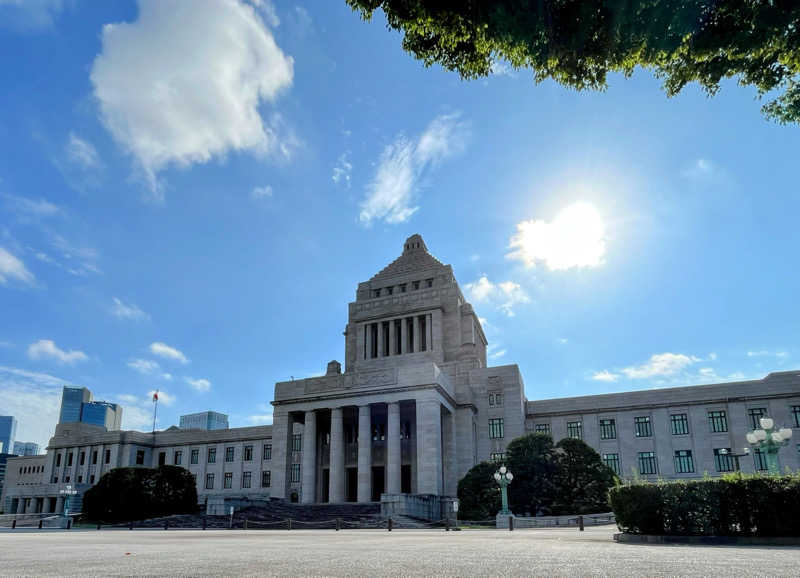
2 235 799 516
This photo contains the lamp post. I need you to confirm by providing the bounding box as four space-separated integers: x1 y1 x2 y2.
718 447 749 472
59 484 78 517
493 466 513 516
745 417 793 474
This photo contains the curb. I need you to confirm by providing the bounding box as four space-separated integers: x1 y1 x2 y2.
614 533 800 546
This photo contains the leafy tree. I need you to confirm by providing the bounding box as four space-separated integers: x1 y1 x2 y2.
83 465 197 522
551 437 617 514
347 1 800 124
505 432 557 515
456 461 501 520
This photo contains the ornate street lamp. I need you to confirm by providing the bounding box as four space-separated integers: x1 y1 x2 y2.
745 417 793 474
493 466 514 516
718 447 750 472
59 484 78 517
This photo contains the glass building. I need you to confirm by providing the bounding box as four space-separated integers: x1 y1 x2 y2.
0 416 16 457
59 387 91 424
80 402 123 430
12 441 40 456
180 411 229 431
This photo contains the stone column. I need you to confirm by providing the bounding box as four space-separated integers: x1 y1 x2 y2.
386 402 401 494
400 318 408 354
357 405 372 502
25 498 35 514
17 498 26 514
301 410 317 504
269 411 292 500
416 399 442 495
366 324 373 359
443 409 457 496
55 496 64 514
388 319 396 356
329 407 345 503
427 314 433 352
413 316 420 353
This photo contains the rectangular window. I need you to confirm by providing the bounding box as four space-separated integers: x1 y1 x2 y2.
90 475 95 484
425 278 434 288
394 320 402 354
92 450 98 465
158 451 166 466
242 471 252 488
753 449 769 471
638 451 658 475
174 450 182 465
290 463 301 483
567 421 583 440
80 451 85 466
56 454 62 467
65 476 70 483
205 474 214 489
292 434 302 452
386 286 393 295
488 418 504 439
208 448 217 463
490 452 506 462
136 450 145 465
372 289 381 298
67 452 73 467
262 471 271 487
225 447 235 462
748 408 768 430
634 416 652 438
792 406 800 428
53 476 58 483
399 283 407 293
224 472 233 489
105 449 111 464
244 445 253 461
78 475 83 483
263 444 272 460
191 449 199 464
412 280 420 290
418 315 427 351
670 413 689 435
599 418 616 440
674 450 694 473
406 318 414 352
714 448 735 472
602 453 620 475
708 410 728 433
534 423 551 434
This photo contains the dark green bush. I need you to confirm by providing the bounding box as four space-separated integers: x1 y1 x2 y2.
457 461 501 520
610 473 800 536
83 465 198 522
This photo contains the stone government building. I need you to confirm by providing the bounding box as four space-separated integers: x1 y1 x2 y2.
2 235 800 517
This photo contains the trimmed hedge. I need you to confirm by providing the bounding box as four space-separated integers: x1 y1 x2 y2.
83 465 198 522
609 473 800 536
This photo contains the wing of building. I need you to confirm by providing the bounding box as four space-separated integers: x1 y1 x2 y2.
2 235 799 516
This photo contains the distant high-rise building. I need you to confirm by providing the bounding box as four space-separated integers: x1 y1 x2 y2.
57 386 123 431
80 401 123 430
12 442 40 456
59 387 91 423
0 416 16 458
179 411 229 431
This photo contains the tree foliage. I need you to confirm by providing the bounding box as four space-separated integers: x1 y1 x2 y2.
457 461 501 520
83 465 198 522
347 1 800 123
506 432 557 515
552 437 618 514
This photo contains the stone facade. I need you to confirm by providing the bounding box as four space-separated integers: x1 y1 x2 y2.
2 234 799 515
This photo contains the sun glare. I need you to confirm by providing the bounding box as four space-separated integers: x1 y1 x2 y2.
507 201 606 270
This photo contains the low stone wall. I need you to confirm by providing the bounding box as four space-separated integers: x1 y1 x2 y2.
380 494 458 521
496 512 616 529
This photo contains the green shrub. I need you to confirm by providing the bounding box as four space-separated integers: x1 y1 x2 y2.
457 461 501 520
609 473 800 536
83 465 198 522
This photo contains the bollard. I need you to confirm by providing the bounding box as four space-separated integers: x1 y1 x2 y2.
67 519 72 530
39 520 43 529
335 518 340 531
508 516 514 532
578 515 584 532
446 517 450 532
164 520 169 530
244 518 248 530
11 520 16 529
97 522 101 530
129 521 134 531
287 518 292 531
202 517 207 530
387 517 393 532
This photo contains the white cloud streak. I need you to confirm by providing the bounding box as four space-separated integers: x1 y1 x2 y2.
0 247 35 285
111 297 149 321
184 377 211 392
27 339 88 364
465 275 530 317
148 341 189 364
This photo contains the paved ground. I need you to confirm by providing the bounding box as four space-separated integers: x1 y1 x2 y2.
1 526 798 577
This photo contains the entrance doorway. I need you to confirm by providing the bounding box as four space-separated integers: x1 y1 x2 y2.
345 468 357 502
321 469 329 503
371 466 385 502
401 465 411 494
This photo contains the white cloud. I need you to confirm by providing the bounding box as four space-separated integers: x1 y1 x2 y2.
332 151 352 188
591 370 619 382
126 358 169 377
148 341 189 364
250 0 279 27
620 352 700 379
90 0 294 196
557 338 568 344
0 0 63 32
465 275 530 317
0 365 66 449
65 132 101 169
747 350 788 358
148 389 175 405
251 185 273 199
0 247 35 285
1 192 60 219
246 413 273 425
359 113 469 225
184 377 211 392
469 254 480 262
111 297 149 321
507 201 606 271
27 339 88 364
50 234 101 276
489 348 506 360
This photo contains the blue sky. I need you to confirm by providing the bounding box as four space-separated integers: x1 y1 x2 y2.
1 1 798 449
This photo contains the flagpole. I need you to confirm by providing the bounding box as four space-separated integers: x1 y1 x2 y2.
152 389 159 433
